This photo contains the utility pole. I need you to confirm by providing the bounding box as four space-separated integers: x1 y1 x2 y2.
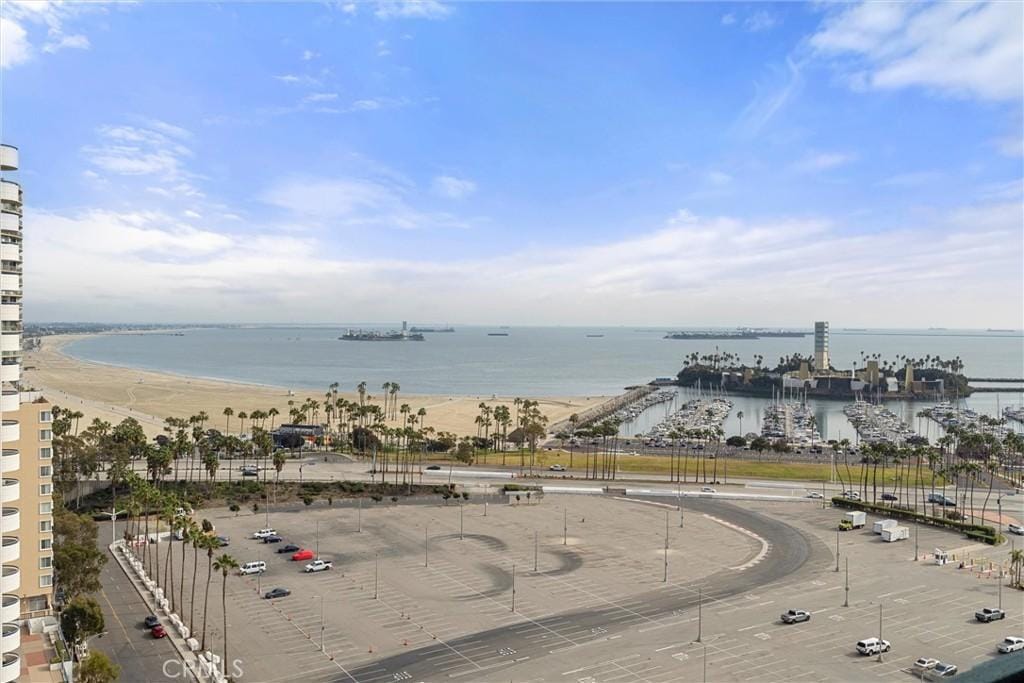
374 552 379 600
511 563 516 612
563 508 567 545
663 510 669 583
914 521 919 561
460 500 464 541
877 603 884 663
357 497 362 533
424 526 429 567
844 557 849 607
534 531 538 572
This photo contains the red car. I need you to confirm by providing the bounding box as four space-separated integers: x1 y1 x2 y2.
152 624 167 639
291 549 314 562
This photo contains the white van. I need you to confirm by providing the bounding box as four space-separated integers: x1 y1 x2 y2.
239 561 267 575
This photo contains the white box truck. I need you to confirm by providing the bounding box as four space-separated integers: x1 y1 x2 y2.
881 526 909 542
873 519 898 534
844 511 866 529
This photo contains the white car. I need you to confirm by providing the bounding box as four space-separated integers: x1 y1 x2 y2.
1007 523 1024 536
239 561 266 575
998 636 1024 653
930 662 957 678
548 464 566 472
856 638 890 656
304 559 333 573
701 486 716 493
252 528 276 539
806 491 824 499
913 657 939 671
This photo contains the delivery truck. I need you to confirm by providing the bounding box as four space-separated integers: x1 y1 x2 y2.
840 511 867 530
881 526 909 542
873 519 898 534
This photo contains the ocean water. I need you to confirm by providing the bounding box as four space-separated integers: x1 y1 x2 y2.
64 325 1024 439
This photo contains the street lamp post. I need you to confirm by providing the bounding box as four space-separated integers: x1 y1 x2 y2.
511 563 516 612
697 588 702 642
844 557 849 607
460 500 464 541
563 508 567 546
663 510 669 583
357 497 362 533
836 528 840 572
534 531 538 573
315 520 320 560
877 603 884 663
914 521 919 561
374 552 379 600
424 526 429 567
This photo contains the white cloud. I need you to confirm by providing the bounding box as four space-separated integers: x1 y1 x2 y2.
274 74 321 86
792 152 857 172
377 40 391 57
42 33 89 53
810 1 1024 101
432 175 477 199
23 202 1022 327
744 11 779 33
734 58 802 137
301 49 317 61
878 170 944 187
341 3 357 15
705 170 732 186
0 17 31 69
721 13 736 26
303 92 339 103
83 123 193 178
374 0 451 21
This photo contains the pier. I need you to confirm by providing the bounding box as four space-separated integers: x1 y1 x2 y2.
549 385 658 432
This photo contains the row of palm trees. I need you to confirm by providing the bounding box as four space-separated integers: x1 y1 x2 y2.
120 474 238 675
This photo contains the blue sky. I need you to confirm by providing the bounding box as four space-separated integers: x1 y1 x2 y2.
2 1 1022 326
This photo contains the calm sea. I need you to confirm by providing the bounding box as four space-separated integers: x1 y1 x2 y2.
64 325 1024 440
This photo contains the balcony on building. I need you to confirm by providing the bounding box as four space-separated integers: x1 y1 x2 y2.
0 420 18 443
0 537 18 564
0 566 18 594
0 145 17 172
0 448 16 470
0 508 18 535
0 480 18 506
0 360 19 383
0 211 19 233
0 652 18 683
0 623 18 655
0 181 20 206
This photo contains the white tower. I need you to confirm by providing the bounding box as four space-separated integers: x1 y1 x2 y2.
814 321 829 372
0 143 23 683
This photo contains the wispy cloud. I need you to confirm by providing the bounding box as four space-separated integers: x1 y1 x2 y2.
878 170 944 188
83 122 194 178
721 13 736 27
432 175 477 199
809 1 1024 101
792 152 857 173
374 0 451 21
734 58 802 137
275 73 322 87
744 11 779 33
1 0 110 69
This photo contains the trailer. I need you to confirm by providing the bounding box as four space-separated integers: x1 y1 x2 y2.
873 519 898 535
843 511 866 529
881 526 909 542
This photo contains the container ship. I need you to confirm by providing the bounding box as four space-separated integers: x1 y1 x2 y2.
339 321 424 341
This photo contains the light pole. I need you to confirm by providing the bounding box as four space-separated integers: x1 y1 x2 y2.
663 510 669 583
997 496 1003 534
844 557 849 607
702 643 707 683
914 520 919 561
315 520 320 560
459 500 464 541
563 508 567 546
696 588 702 642
877 603 884 663
511 563 516 612
998 567 1003 610
374 552 379 600
357 497 362 533
534 531 538 573
835 528 840 572
424 526 429 567
311 595 324 653
106 506 125 546
257 543 262 594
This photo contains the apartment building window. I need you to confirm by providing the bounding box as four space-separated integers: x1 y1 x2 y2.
39 465 52 478
39 483 52 496
39 501 52 515
39 429 52 441
39 520 52 533
39 574 53 588
39 447 51 459
39 556 52 569
39 411 52 422
40 539 52 551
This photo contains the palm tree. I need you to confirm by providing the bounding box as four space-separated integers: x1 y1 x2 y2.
199 535 218 651
1009 548 1023 587
179 518 195 622
212 554 238 675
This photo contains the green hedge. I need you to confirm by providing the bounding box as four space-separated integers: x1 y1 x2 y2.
831 497 1000 544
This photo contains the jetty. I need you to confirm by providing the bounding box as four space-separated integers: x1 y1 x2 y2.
549 385 658 432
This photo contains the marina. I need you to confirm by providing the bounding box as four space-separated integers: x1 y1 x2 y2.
761 401 822 447
639 396 733 443
921 402 1014 440
843 401 917 446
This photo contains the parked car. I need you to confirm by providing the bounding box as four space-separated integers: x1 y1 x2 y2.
143 615 160 629
151 624 168 639
292 549 314 562
549 464 566 472
215 536 230 547
881 493 899 501
856 638 891 656
262 535 283 544
425 465 441 471
701 486 716 493
304 559 333 573
241 466 259 477
976 608 1006 623
913 657 939 672
780 609 811 624
842 490 862 501
927 493 956 506
252 528 276 539
264 587 291 600
239 561 267 575
806 491 824 499
997 636 1024 653
278 544 300 554
1007 523 1024 536
930 662 957 678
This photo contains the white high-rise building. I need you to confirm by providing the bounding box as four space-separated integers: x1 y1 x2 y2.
0 144 54 683
814 321 829 372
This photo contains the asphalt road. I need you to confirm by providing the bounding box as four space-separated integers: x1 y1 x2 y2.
93 524 180 682
345 496 830 681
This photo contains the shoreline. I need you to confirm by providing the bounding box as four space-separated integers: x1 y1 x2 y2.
24 334 611 438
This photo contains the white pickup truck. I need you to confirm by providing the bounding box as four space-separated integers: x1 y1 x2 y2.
304 559 333 573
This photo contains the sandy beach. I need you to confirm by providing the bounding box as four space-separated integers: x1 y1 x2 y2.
22 334 610 438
